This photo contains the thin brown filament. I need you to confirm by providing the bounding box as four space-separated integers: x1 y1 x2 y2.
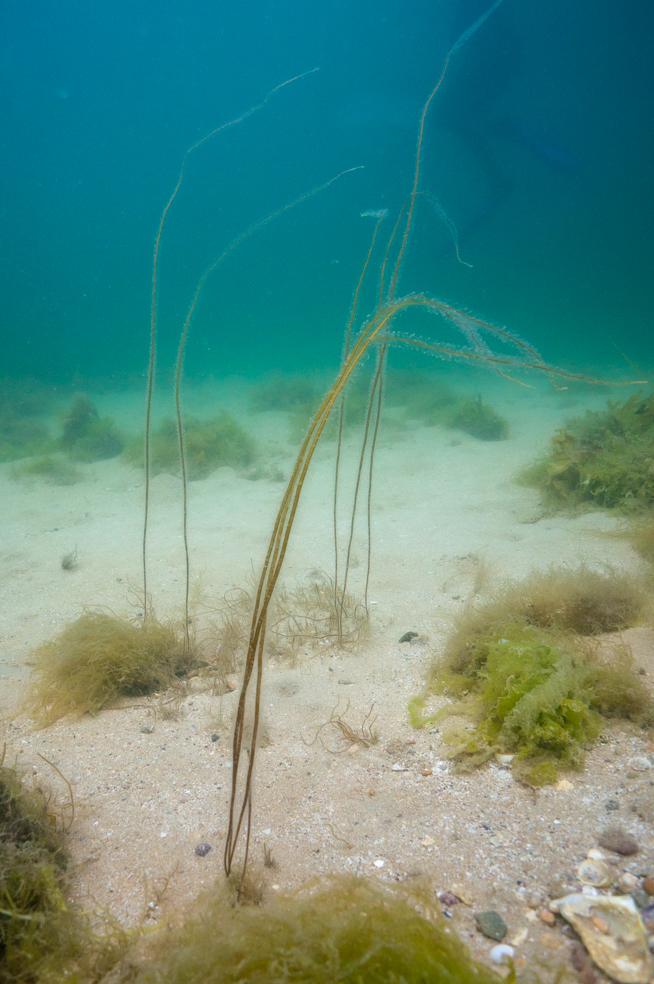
334 214 385 630
173 168 362 641
365 351 385 612
378 197 410 309
388 57 451 301
143 69 318 618
225 301 432 875
339 355 384 625
37 753 75 834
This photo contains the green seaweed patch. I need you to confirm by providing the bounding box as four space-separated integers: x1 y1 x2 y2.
125 414 255 479
518 390 654 512
128 875 502 984
1 762 75 982
60 394 124 462
26 612 198 725
10 454 82 485
386 373 508 441
1 760 129 982
442 395 509 441
436 621 651 779
413 566 653 780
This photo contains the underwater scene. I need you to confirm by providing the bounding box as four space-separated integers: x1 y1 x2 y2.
1 0 654 981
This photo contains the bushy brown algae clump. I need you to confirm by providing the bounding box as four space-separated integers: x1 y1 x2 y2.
410 566 653 784
26 611 197 725
124 876 502 984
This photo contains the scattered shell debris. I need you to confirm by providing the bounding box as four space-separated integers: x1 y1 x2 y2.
549 893 652 984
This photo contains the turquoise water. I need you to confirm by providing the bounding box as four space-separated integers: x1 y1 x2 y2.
0 0 651 390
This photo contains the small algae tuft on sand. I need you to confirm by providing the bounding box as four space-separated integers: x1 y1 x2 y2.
27 612 197 725
412 566 653 781
125 413 255 479
10 454 82 485
60 394 124 462
518 390 654 513
127 875 502 984
442 394 509 441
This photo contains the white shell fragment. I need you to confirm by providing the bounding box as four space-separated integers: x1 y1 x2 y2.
577 857 615 888
628 756 651 773
550 893 652 984
587 848 608 861
490 944 515 965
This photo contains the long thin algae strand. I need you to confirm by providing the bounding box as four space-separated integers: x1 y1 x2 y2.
142 68 318 619
223 288 618 876
333 212 387 628
174 168 362 647
223 0 644 879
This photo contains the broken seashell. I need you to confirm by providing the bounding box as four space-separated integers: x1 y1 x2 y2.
577 857 614 888
549 893 652 984
587 847 608 861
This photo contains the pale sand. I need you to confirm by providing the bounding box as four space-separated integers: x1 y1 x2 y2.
2 373 653 975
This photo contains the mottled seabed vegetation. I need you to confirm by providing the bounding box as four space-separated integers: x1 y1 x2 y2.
124 875 502 984
59 394 124 462
123 413 256 480
519 391 654 513
410 566 654 785
250 369 509 444
0 758 128 983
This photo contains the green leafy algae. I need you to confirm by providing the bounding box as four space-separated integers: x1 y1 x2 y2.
128 876 503 984
519 391 654 513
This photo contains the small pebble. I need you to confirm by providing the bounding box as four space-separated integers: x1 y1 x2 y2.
605 799 620 811
598 826 639 856
490 944 515 965
421 769 433 777
399 631 419 643
211 734 219 742
628 756 651 773
642 876 654 896
527 893 542 909
618 872 640 892
140 722 154 734
539 909 556 926
475 911 507 941
194 843 212 857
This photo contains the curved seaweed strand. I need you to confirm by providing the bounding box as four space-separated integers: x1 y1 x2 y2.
143 69 318 618
173 168 363 645
223 292 590 876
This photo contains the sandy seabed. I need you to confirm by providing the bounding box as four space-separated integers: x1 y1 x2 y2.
2 371 653 978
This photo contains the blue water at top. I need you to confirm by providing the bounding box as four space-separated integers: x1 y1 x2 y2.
0 0 652 386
